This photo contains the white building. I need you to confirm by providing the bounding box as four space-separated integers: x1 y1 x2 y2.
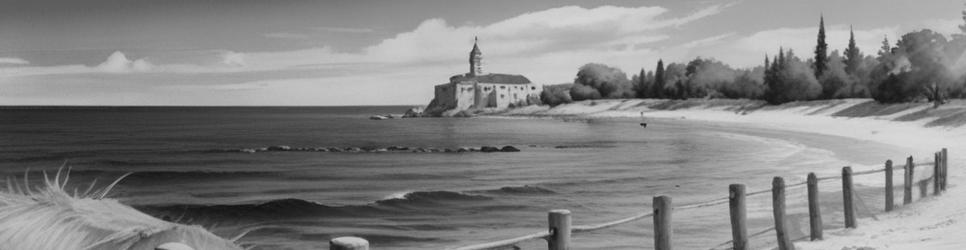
425 38 542 116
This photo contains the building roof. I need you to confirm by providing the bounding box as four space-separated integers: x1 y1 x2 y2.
450 73 532 84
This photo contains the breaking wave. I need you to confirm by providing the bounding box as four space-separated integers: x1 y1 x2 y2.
138 186 555 221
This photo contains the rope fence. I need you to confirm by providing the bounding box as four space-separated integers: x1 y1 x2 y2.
327 148 951 250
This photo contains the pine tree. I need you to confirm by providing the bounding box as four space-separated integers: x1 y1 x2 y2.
764 54 770 73
877 36 892 62
638 68 647 98
778 47 786 69
843 25 862 75
813 15 829 77
653 59 665 99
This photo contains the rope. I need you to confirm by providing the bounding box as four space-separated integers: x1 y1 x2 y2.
816 175 840 181
852 168 886 176
452 231 550 250
676 197 730 211
456 211 657 249
572 212 654 232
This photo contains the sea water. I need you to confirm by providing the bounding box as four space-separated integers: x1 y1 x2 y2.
0 106 912 249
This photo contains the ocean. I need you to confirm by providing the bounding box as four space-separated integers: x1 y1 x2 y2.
0 106 912 249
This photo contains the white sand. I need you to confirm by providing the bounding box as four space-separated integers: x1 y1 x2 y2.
498 98 966 250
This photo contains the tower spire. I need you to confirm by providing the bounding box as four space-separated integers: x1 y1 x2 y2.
469 36 483 76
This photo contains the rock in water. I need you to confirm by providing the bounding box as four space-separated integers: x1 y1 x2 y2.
480 146 500 152
500 146 520 152
403 107 424 118
267 145 291 151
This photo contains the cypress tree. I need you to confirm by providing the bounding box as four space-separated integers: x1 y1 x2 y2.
653 59 665 99
764 54 770 73
844 25 862 75
778 47 785 69
638 68 647 98
814 15 829 77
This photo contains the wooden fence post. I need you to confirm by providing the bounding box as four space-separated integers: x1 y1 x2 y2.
548 209 571 250
806 173 822 240
653 195 673 250
772 177 794 250
842 167 856 229
885 160 894 212
942 148 948 191
904 156 914 205
330 236 370 250
729 184 747 250
935 152 942 196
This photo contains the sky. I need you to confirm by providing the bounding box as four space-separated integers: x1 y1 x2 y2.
1 0 964 106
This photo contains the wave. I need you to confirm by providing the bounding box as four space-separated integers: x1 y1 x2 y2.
138 185 560 222
68 169 282 181
474 185 557 195
136 198 383 221
374 191 491 207
200 144 525 154
139 191 494 221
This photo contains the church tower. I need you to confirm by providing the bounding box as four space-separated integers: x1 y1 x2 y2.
469 36 483 76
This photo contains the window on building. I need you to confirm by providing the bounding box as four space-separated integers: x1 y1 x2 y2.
500 94 505 98
500 86 506 89
531 86 536 90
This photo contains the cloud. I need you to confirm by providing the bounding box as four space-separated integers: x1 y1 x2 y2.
0 57 29 65
681 33 735 49
314 26 375 33
220 51 246 67
0 4 728 105
97 51 155 73
360 4 726 64
263 32 310 39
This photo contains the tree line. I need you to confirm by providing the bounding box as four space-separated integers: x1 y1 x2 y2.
542 12 966 106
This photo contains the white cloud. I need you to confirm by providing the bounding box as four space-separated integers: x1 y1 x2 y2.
97 51 155 73
360 4 725 64
0 4 728 104
0 57 29 65
220 51 246 67
263 32 310 39
681 33 735 49
314 26 375 33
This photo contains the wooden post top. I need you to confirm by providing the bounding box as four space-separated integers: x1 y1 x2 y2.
549 209 571 215
331 237 370 250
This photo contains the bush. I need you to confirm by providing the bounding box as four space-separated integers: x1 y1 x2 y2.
540 83 574 106
570 63 633 101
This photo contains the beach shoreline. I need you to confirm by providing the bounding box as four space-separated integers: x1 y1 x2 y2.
488 98 966 249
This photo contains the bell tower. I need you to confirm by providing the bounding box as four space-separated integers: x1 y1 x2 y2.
469 36 483 76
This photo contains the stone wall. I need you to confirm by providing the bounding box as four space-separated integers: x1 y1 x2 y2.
426 81 542 116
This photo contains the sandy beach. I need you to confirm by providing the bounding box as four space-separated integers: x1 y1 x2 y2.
495 98 966 249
